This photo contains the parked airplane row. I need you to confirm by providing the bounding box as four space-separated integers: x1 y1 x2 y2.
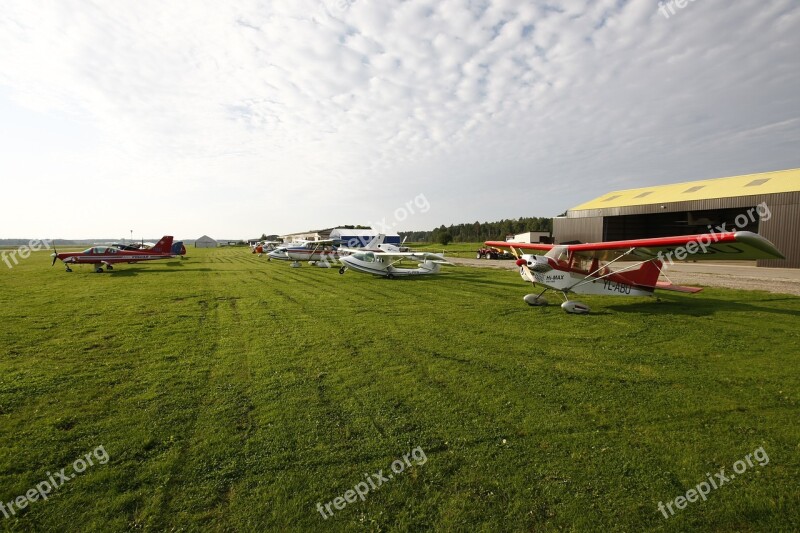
52 231 786 314
259 234 450 278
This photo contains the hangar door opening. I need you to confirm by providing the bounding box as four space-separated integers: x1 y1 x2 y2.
602 207 761 241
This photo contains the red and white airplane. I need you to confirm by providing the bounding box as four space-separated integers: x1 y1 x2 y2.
51 236 176 273
486 231 784 314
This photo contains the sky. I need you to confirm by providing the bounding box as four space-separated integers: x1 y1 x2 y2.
1 0 799 240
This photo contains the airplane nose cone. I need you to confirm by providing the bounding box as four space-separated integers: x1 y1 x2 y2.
515 258 527 267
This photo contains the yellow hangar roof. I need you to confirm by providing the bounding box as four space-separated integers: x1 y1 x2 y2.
571 168 800 211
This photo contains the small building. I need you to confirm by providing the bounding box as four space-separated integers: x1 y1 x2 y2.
507 231 552 244
553 168 800 268
329 228 401 247
195 235 218 248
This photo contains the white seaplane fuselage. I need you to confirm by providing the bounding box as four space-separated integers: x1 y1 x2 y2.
339 251 441 277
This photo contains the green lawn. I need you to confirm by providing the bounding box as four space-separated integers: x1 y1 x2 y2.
1 247 798 531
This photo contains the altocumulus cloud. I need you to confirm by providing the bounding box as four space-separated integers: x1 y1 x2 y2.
0 0 798 237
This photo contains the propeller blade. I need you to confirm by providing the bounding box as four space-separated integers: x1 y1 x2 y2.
510 246 536 286
51 243 58 266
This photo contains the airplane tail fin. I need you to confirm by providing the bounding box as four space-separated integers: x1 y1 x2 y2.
618 259 662 289
363 233 386 249
151 236 174 254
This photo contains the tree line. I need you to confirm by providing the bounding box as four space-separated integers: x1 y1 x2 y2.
399 217 552 244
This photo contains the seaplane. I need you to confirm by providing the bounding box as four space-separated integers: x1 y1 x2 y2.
337 235 451 278
485 231 784 314
51 236 176 273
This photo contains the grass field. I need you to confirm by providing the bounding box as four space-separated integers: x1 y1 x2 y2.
1 247 798 531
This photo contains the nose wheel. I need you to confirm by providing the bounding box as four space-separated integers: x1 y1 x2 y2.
338 266 347 275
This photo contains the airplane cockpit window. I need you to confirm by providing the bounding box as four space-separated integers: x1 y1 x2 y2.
353 252 376 263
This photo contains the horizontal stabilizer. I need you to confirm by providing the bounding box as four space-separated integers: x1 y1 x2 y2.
655 281 703 294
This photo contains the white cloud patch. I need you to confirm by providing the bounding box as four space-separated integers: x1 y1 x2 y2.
0 0 798 238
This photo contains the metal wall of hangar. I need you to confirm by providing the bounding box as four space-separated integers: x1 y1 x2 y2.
554 186 800 268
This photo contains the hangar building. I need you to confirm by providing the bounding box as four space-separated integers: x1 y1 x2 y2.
194 235 218 248
553 168 800 268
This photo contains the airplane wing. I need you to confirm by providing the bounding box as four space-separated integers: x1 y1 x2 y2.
374 251 451 263
489 232 783 262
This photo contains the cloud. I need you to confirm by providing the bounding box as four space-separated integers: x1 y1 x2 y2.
0 0 798 238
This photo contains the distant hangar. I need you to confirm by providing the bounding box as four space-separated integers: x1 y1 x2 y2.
553 168 800 268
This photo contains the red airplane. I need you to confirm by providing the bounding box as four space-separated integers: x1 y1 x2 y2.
51 236 175 273
486 231 785 314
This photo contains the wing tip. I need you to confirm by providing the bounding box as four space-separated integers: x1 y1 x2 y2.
734 231 785 259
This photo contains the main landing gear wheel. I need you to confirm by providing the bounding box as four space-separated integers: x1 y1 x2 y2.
65 267 73 273
387 272 395 279
561 301 590 314
94 266 104 273
523 294 548 306
338 267 346 275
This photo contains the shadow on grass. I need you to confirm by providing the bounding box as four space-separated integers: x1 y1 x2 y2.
607 293 800 317
436 269 526 290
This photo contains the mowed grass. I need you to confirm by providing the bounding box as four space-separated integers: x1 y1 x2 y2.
0 247 798 531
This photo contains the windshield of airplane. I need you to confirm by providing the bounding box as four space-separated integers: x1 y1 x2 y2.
352 252 375 263
82 247 117 254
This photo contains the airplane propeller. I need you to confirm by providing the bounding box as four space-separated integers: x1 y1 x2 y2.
51 244 58 266
509 245 535 286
